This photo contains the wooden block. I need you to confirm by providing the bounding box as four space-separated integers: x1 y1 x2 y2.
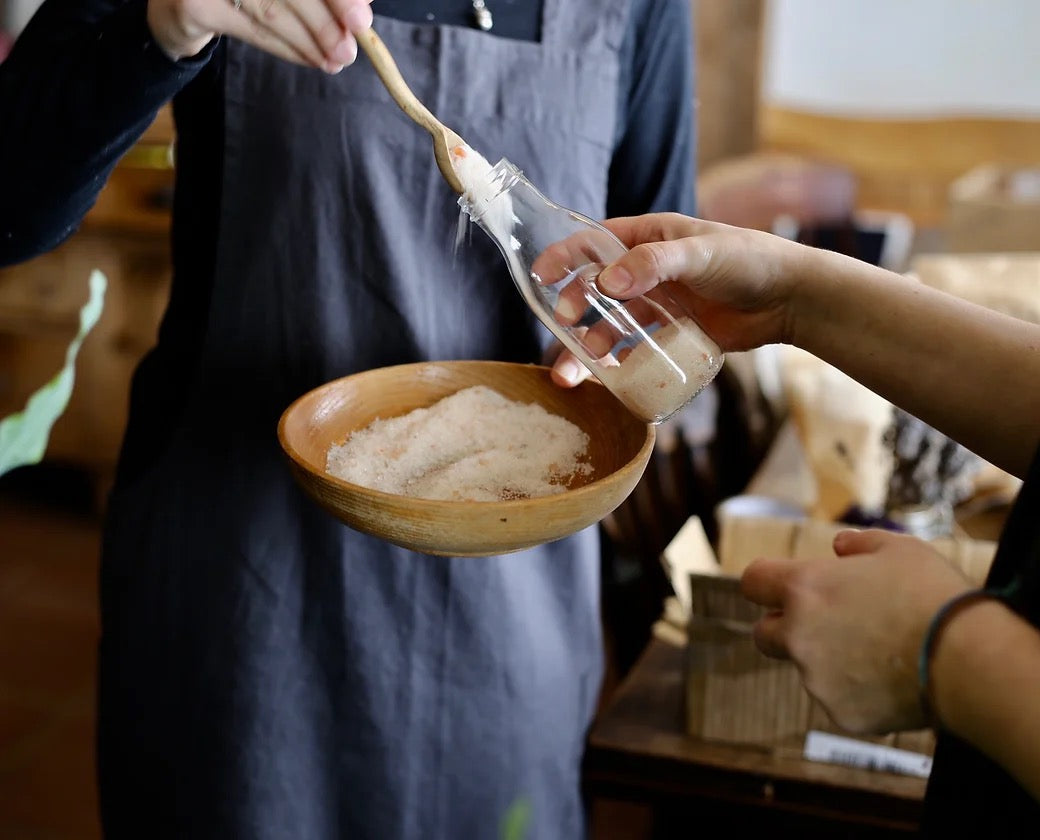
718 514 799 576
688 573 761 624
894 729 937 757
791 518 846 560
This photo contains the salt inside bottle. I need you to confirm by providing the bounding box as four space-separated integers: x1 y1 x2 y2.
456 151 724 424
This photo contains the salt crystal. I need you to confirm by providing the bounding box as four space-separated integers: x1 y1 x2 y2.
326 385 593 501
452 143 516 252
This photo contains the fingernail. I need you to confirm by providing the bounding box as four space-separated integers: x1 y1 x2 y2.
556 359 582 385
599 266 632 296
333 39 356 64
554 296 582 324
345 3 372 32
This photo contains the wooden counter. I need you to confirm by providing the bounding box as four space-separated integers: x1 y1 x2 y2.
584 638 927 838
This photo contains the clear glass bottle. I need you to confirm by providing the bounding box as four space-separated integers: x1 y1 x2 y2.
459 159 724 424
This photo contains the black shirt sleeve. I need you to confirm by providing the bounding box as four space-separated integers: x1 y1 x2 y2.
608 0 697 218
0 0 216 266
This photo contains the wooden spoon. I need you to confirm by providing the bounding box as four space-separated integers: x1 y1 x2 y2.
355 28 466 194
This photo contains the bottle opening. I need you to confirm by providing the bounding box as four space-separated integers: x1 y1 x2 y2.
457 157 521 222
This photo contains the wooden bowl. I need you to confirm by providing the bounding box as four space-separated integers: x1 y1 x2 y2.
278 361 655 557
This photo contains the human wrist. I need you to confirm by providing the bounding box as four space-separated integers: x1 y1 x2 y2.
785 245 891 354
147 0 216 61
921 591 1010 731
783 241 845 349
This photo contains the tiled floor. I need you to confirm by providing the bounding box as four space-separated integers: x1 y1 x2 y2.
0 468 102 840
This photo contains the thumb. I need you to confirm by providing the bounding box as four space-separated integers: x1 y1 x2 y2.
598 237 711 300
832 528 897 557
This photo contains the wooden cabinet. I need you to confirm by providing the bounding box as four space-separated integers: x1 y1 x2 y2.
0 108 175 502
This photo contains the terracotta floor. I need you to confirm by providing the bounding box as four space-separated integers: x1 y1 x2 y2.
0 466 103 840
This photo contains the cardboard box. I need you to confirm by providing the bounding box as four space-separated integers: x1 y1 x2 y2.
662 514 998 754
946 164 1040 253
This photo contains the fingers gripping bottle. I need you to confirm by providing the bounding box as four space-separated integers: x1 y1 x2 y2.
458 156 723 424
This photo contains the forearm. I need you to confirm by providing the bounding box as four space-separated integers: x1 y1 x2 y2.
930 599 1040 801
790 246 1040 477
0 0 214 266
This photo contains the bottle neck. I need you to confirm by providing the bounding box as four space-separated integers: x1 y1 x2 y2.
457 158 525 225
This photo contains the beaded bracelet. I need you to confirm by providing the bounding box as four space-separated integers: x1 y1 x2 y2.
917 588 1003 725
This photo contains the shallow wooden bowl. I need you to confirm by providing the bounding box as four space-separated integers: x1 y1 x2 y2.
278 361 655 557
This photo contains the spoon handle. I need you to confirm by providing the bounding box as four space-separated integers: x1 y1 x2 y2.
355 28 442 138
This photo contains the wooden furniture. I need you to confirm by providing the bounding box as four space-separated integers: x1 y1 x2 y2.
692 1 1040 228
694 0 766 170
753 4 1040 229
758 109 1040 228
584 638 927 838
0 109 174 505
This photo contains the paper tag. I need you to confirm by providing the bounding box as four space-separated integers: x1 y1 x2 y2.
803 730 932 779
661 516 720 617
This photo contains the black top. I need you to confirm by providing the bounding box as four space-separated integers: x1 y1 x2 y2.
921 442 1040 836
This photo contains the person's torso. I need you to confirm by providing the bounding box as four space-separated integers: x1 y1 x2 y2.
101 4 630 837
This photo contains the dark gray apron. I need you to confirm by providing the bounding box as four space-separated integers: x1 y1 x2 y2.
99 2 629 837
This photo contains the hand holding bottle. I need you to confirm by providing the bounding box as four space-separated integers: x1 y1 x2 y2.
547 212 793 388
532 225 699 361
461 163 722 424
593 213 799 353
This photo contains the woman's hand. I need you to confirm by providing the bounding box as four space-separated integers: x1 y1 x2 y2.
596 213 803 354
147 0 373 71
740 528 972 734
543 213 802 387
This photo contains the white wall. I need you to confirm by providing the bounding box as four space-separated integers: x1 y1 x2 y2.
762 0 1040 117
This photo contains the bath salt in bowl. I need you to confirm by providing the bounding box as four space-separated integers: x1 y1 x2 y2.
326 384 596 502
278 361 655 556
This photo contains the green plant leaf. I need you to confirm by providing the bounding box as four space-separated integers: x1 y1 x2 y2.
0 269 107 477
500 797 531 840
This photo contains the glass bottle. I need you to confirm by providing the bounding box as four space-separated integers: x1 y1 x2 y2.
459 159 724 424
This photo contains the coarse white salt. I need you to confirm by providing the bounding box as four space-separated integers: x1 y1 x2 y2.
595 317 723 423
453 143 516 252
325 385 593 501
451 143 496 200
